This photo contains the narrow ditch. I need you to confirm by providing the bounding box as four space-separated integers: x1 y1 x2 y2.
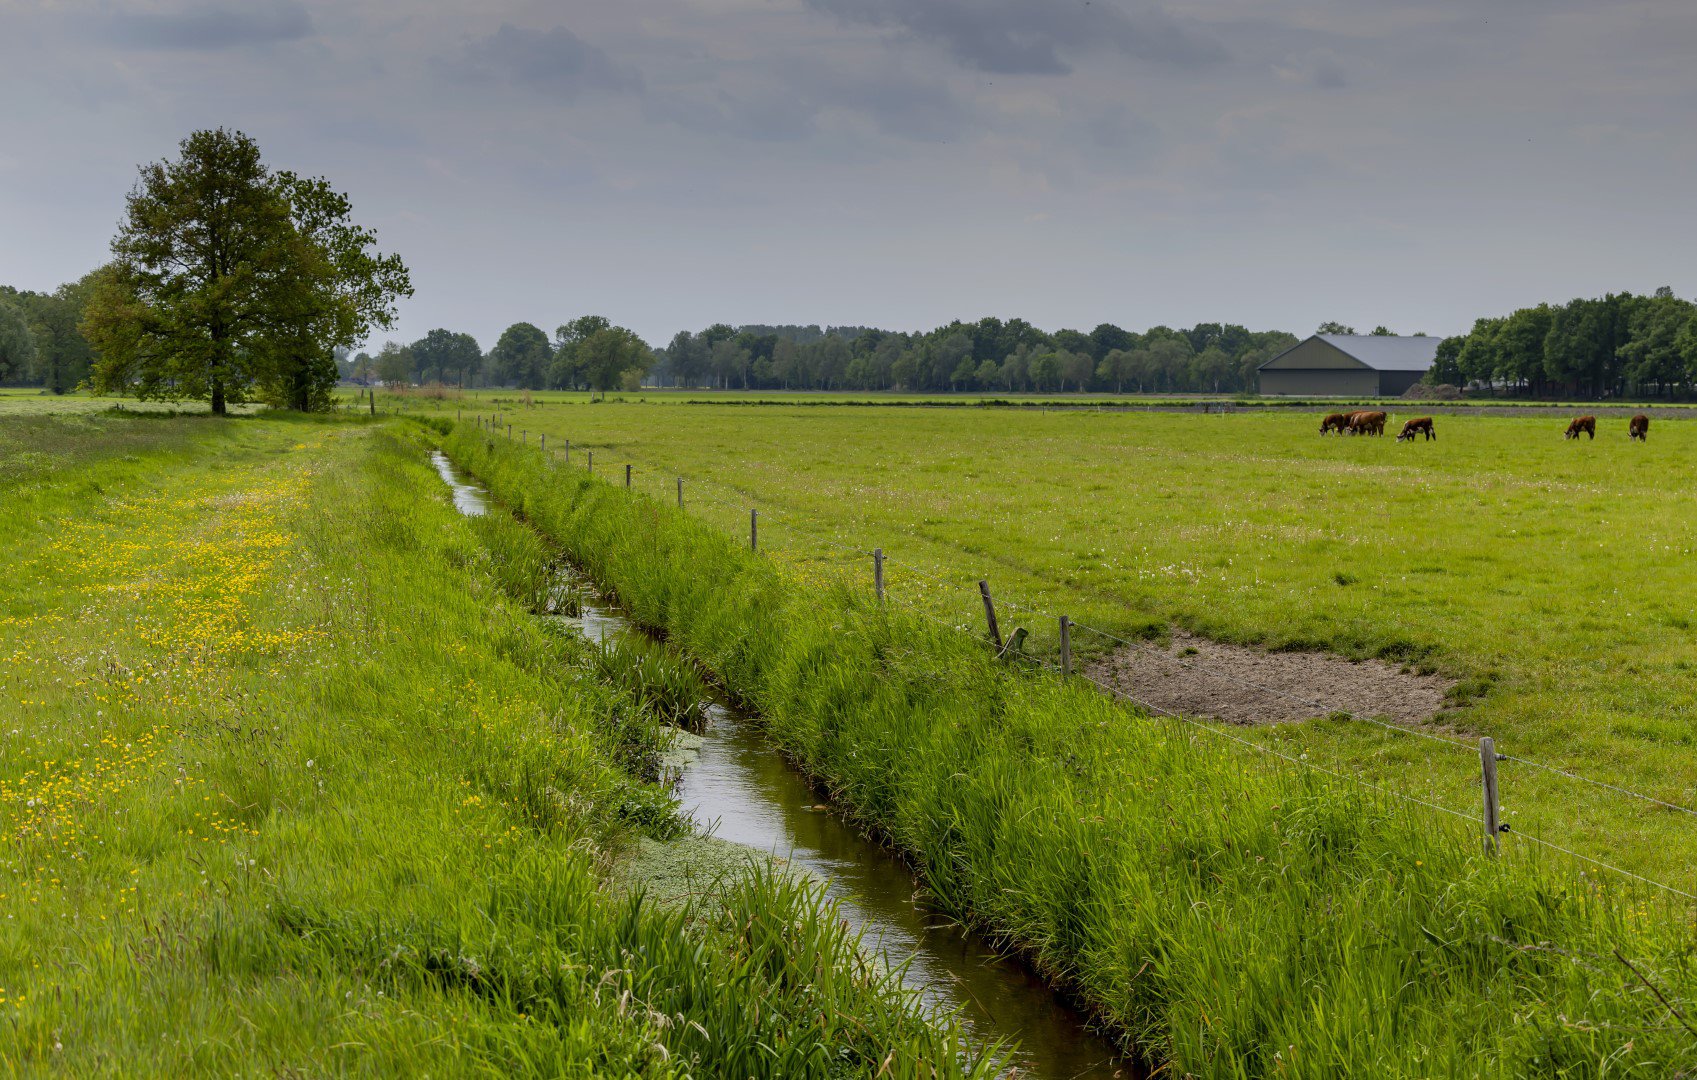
429 450 1134 1079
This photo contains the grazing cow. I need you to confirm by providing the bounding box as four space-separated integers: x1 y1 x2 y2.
1320 412 1349 435
1629 414 1650 441
1397 417 1435 442
1565 416 1596 440
1349 410 1388 436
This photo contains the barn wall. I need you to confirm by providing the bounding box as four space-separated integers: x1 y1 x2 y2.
1377 370 1427 396
1258 369 1379 396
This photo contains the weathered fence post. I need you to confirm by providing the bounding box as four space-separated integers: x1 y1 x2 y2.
874 548 885 602
624 464 632 489
979 580 1003 650
677 477 684 509
750 509 759 552
539 433 545 452
507 424 512 439
1480 737 1501 855
564 439 570 464
1060 615 1072 676
368 391 375 417
587 451 594 474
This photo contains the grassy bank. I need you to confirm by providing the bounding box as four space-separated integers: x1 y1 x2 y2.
444 422 1697 1078
0 412 987 1077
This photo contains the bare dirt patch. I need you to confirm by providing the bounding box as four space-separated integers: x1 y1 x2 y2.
1085 629 1456 727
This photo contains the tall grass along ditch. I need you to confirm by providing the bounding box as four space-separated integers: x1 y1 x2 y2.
442 422 1697 1078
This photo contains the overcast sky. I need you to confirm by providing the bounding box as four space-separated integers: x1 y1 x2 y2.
2 0 1693 349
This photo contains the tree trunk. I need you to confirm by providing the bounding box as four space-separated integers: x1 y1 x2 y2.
211 379 227 416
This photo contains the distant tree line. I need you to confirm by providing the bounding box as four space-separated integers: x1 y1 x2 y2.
0 274 101 393
1426 288 1697 398
651 319 1300 394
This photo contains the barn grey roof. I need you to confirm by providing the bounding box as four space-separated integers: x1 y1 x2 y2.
1313 334 1439 371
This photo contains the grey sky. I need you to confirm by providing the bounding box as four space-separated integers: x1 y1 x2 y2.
2 0 1693 351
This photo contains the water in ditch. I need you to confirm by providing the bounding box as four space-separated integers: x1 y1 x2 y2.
430 450 1132 1079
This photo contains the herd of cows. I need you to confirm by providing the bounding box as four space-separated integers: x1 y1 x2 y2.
1319 410 1653 442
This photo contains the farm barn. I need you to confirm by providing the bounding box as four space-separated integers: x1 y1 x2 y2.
1257 333 1438 396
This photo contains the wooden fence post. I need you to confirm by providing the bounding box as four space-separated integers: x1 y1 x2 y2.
564 439 570 464
625 464 632 488
979 580 1003 649
368 391 375 417
750 509 759 552
1060 615 1072 676
587 451 593 474
1480 737 1501 855
540 433 545 452
874 548 885 602
677 477 684 509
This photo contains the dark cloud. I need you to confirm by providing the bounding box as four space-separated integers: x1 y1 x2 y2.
803 0 1225 74
451 24 641 100
104 1 314 50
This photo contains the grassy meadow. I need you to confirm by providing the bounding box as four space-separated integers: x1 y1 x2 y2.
433 397 1697 892
0 405 989 1076
441 422 1697 1078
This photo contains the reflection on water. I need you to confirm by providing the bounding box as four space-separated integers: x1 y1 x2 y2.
430 450 487 516
433 450 1132 1079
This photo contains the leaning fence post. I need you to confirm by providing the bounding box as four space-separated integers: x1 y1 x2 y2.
624 464 632 489
750 509 759 552
1480 737 1501 855
979 580 1003 649
1059 615 1072 676
874 548 885 602
677 477 684 509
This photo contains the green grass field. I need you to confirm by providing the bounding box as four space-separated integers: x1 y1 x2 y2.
440 398 1697 892
0 406 988 1076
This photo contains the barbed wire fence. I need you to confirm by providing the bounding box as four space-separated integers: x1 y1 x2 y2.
465 410 1697 903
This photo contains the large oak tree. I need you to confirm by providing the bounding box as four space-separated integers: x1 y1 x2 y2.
83 129 411 414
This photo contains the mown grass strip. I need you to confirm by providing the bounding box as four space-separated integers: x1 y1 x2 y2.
445 422 1697 1078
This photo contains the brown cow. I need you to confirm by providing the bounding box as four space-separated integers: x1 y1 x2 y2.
1349 410 1388 436
1565 416 1596 440
1629 414 1650 441
1397 417 1435 442
1320 412 1349 435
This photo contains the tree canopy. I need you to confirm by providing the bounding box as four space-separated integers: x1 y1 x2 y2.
82 128 411 413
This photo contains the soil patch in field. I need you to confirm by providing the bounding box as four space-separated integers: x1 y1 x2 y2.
1086 629 1456 727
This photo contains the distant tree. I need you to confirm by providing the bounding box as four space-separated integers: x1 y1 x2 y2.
551 315 611 389
488 322 551 388
1618 292 1695 395
1317 321 1356 335
411 328 482 386
579 326 652 393
667 331 707 388
82 129 409 413
374 342 414 387
1426 336 1466 387
1456 318 1504 389
0 301 36 383
973 358 1001 389
1370 325 1394 336
350 351 374 384
1061 350 1096 391
1088 322 1135 360
1029 351 1063 391
710 338 751 389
